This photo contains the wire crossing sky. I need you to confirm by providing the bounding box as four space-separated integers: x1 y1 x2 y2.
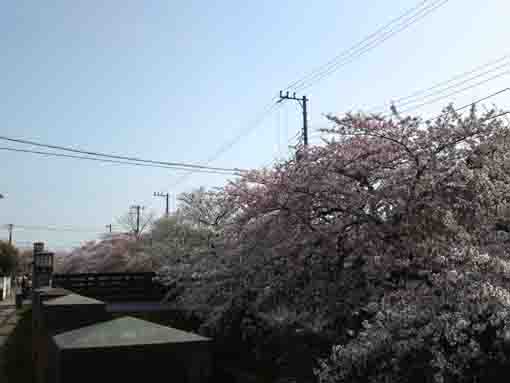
1 0 510 250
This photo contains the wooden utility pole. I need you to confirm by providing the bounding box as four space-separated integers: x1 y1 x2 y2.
130 205 144 236
153 192 170 217
277 91 309 147
105 224 112 233
7 224 13 245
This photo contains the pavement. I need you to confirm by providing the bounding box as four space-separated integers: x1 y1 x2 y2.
0 294 25 382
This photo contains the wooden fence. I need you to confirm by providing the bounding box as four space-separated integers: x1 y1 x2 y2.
52 272 167 302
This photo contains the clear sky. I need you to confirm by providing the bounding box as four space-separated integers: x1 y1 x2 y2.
1 0 510 250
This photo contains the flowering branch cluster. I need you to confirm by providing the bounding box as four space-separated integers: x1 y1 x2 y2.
223 106 510 381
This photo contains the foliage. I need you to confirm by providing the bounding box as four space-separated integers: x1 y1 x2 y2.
178 186 236 232
56 233 153 273
54 104 510 382
0 241 18 275
149 215 211 281
219 105 510 382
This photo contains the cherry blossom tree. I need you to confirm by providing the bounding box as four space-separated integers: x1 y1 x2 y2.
57 233 153 273
223 105 510 382
178 187 236 231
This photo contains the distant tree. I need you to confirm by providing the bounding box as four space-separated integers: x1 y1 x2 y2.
117 208 156 239
178 187 235 232
17 249 33 274
57 233 152 273
150 215 209 252
177 187 236 252
0 241 18 275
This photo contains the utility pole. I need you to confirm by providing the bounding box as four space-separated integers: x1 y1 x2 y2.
7 224 13 245
277 91 309 147
105 224 112 233
130 205 143 237
153 192 170 217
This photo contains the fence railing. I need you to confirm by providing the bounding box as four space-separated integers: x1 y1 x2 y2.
52 272 167 302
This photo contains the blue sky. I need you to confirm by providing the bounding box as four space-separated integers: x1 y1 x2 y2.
1 0 510 250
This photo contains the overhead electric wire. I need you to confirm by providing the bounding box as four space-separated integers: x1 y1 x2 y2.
169 102 282 187
429 108 510 124
387 87 510 123
0 134 243 173
0 146 243 175
484 111 510 121
368 54 510 112
453 87 510 113
399 69 510 114
287 0 449 93
2 223 104 233
202 103 281 164
167 0 449 186
293 0 449 92
2 239 83 249
282 0 430 92
368 59 510 114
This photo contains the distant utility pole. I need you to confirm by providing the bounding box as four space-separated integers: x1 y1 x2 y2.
277 91 309 147
7 224 13 245
153 192 170 217
130 205 144 236
105 224 112 233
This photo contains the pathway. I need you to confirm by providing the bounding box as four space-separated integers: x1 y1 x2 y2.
0 295 22 382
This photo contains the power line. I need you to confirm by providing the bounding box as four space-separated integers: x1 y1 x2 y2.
294 0 449 92
427 108 510 125
287 0 449 93
0 146 242 175
484 111 510 122
399 69 510 114
166 0 448 186
367 59 510 114
169 102 281 188
301 88 510 146
2 223 104 233
282 0 429 91
201 103 281 165
0 134 244 173
368 54 510 112
4 239 83 250
453 87 510 113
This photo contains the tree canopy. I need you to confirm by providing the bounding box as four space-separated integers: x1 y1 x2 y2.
55 104 510 382
217 106 510 382
0 241 18 275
